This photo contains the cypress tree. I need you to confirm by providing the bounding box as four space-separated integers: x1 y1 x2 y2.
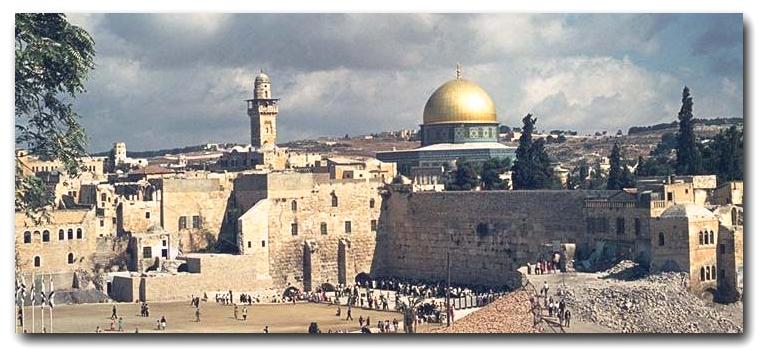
675 87 702 175
512 114 556 189
606 143 623 190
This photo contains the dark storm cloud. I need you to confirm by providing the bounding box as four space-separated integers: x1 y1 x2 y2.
66 13 744 152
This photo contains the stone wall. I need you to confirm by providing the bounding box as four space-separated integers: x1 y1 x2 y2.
371 190 613 288
262 173 383 291
161 177 234 252
110 254 273 302
117 199 161 234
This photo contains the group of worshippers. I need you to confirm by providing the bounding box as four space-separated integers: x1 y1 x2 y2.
530 252 565 275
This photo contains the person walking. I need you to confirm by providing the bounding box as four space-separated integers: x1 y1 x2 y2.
195 307 201 322
111 305 118 320
543 281 549 299
346 307 353 321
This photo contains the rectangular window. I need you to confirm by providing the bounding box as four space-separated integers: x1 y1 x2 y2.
179 216 187 230
616 218 625 235
291 223 299 236
371 220 377 231
161 249 168 258
192 215 202 229
667 192 673 201
320 223 328 235
261 240 266 247
145 211 151 219
142 247 152 259
345 221 352 233
100 219 105 227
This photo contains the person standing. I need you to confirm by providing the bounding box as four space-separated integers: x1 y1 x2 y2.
118 317 124 332
195 307 201 322
242 307 248 321
543 281 549 299
234 304 239 320
346 307 353 321
111 305 118 320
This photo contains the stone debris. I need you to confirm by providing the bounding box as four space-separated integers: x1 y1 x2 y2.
427 290 536 333
563 261 743 333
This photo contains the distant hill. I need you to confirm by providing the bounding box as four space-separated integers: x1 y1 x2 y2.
91 143 241 158
627 117 743 135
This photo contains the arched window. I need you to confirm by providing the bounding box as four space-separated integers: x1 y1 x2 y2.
331 194 338 207
700 267 705 281
58 229 64 240
24 231 31 243
33 231 41 241
658 232 665 246
703 230 709 244
699 231 704 245
731 208 738 225
101 193 107 202
291 200 298 211
712 265 717 280
42 230 50 242
76 228 83 239
709 230 715 244
705 266 711 280
369 199 375 209
67 253 75 264
34 256 41 267
67 229 73 240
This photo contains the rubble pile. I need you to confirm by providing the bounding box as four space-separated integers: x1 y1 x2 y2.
564 263 742 333
428 290 535 333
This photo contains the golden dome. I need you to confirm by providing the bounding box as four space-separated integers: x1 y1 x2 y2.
423 78 497 125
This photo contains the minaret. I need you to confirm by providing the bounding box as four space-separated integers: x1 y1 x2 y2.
247 70 279 147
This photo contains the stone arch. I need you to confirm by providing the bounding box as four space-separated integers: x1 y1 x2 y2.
76 228 83 239
731 208 737 225
704 230 709 244
42 230 50 242
355 272 372 286
33 230 41 241
283 286 300 298
369 198 376 208
700 267 706 281
709 230 715 244
58 229 65 240
699 231 704 245
291 199 298 211
67 252 75 264
23 231 31 243
67 229 73 240
34 256 41 267
321 282 336 292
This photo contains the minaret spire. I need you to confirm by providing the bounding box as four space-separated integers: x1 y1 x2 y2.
456 63 462 80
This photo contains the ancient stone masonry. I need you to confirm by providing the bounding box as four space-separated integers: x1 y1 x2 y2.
371 190 617 288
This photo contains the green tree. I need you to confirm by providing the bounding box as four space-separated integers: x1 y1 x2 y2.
619 164 636 188
606 143 623 190
480 157 511 190
446 159 480 191
702 125 743 183
675 87 702 175
15 13 95 217
512 114 556 189
589 163 605 190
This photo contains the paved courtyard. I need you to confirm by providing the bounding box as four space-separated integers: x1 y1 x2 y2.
18 301 442 334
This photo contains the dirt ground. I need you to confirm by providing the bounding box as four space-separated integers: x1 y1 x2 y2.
17 301 438 334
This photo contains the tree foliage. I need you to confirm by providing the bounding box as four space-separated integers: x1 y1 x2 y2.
446 159 480 191
701 125 744 183
675 86 703 175
15 13 94 216
480 157 511 190
511 114 556 189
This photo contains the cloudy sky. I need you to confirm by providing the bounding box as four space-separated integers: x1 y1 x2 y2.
65 13 743 152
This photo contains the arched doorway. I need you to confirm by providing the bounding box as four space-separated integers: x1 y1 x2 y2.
283 286 300 299
355 272 372 287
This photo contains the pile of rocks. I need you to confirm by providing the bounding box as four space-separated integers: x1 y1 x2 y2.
563 270 742 333
427 290 536 334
